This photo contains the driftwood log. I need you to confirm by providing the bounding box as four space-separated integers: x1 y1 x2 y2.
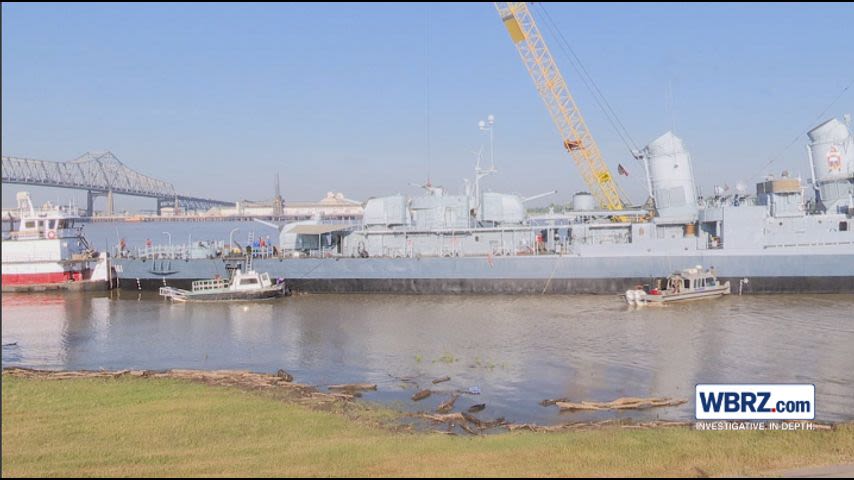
412 389 431 401
554 396 687 411
421 412 465 423
436 394 459 413
327 383 377 392
467 403 486 413
431 376 451 384
507 419 694 432
461 411 484 426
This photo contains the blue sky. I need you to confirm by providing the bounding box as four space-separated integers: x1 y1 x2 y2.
3 2 853 211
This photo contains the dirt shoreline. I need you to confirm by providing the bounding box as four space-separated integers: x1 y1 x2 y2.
4 367 843 436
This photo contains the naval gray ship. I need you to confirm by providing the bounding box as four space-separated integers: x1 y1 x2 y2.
114 115 854 294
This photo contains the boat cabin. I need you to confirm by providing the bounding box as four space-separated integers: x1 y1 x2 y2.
665 266 721 292
11 214 77 241
6 193 79 241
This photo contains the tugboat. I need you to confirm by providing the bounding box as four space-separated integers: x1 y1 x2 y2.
625 266 731 306
159 269 286 302
2 192 110 291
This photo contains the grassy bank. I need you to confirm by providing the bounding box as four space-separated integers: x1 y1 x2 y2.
3 376 852 477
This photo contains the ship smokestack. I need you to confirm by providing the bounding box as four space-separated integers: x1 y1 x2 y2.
807 116 853 213
641 131 698 223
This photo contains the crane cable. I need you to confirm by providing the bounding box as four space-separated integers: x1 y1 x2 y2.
535 4 646 204
536 4 642 160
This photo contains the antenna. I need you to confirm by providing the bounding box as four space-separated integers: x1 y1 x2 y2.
474 117 498 211
479 114 496 170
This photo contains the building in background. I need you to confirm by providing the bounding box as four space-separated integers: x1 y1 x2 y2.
207 192 363 220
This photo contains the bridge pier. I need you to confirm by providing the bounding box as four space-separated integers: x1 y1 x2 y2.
86 190 114 216
86 191 95 217
106 190 114 216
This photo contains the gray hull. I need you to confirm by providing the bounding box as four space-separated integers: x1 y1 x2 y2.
114 250 854 294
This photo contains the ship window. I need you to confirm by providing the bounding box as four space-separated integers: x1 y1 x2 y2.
58 220 67 229
25 221 35 229
48 220 56 229
239 278 259 285
683 279 690 289
841 221 848 232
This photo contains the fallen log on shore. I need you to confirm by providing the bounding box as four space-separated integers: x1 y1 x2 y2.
506 419 694 432
461 411 484 426
421 412 466 424
327 383 377 392
554 396 687 411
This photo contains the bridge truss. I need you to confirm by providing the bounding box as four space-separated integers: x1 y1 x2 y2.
2 151 234 215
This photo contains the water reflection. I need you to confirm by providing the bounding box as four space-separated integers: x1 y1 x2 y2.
2 291 853 424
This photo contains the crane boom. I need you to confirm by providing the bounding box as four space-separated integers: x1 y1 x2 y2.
494 2 624 210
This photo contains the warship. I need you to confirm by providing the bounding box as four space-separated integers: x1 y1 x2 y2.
113 114 854 294
113 2 853 294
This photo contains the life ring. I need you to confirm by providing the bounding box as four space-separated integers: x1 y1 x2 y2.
47 230 56 239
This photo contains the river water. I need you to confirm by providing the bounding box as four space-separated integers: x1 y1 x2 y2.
3 289 853 424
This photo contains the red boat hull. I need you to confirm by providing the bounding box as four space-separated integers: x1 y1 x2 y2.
2 271 85 285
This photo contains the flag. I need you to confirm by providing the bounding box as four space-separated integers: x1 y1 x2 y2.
618 163 629 176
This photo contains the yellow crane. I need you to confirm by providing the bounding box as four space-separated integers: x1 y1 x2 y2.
494 2 625 211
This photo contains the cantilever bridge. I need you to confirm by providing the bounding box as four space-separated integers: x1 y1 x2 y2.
1 151 234 215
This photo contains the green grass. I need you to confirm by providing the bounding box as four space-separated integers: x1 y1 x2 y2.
3 376 853 477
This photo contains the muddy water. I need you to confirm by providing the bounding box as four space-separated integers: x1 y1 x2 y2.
2 291 852 424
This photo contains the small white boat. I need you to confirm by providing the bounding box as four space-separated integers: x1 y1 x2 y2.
159 269 285 302
625 266 730 306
